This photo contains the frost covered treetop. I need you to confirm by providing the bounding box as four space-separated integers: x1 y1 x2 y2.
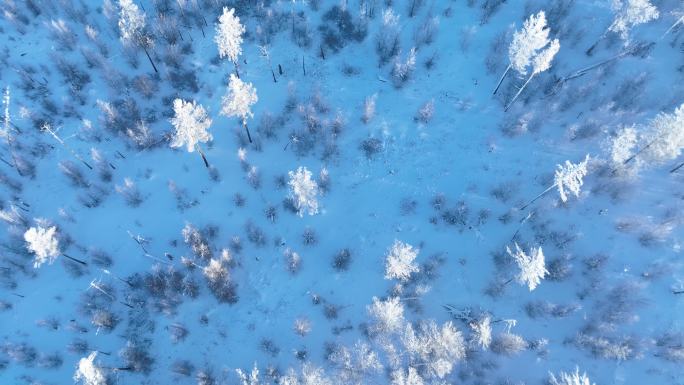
24 226 60 268
288 167 320 217
215 7 245 63
469 316 492 350
609 0 659 41
169 99 213 153
532 38 560 75
384 240 420 282
401 320 466 379
549 367 595 385
506 243 548 291
74 352 107 385
509 11 551 76
118 0 145 44
221 74 258 123
554 154 590 203
368 296 404 334
642 103 684 163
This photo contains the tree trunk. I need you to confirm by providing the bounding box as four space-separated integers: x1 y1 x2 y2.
661 16 684 39
142 46 158 73
504 73 535 111
195 144 210 168
63 253 87 266
233 60 240 79
519 183 556 210
243 121 253 143
493 64 511 95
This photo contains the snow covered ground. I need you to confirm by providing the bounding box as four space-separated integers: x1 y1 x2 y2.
0 0 683 384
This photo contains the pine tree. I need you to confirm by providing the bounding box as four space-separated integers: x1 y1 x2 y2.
169 99 213 167
221 74 258 143
493 11 551 95
215 7 245 77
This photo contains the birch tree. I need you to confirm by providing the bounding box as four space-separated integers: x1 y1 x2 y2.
549 367 595 385
287 166 319 217
221 74 258 143
74 352 107 385
118 0 158 72
24 226 60 268
169 99 213 168
587 0 659 55
520 154 590 209
505 38 560 111
384 240 420 282
608 0 659 42
215 7 245 77
493 11 551 95
506 243 548 291
640 103 684 168
25 225 86 267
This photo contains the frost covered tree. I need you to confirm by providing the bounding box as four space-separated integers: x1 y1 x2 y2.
391 367 424 385
221 74 258 143
504 38 560 111
493 11 551 95
554 155 590 203
384 240 420 282
169 99 213 168
662 10 684 39
117 0 157 72
279 363 333 385
469 315 492 350
376 8 401 66
287 167 319 217
24 226 60 268
608 0 659 42
74 352 107 385
236 363 260 385
587 0 659 55
401 320 466 379
608 126 638 166
368 296 404 334
639 103 684 170
392 47 417 87
215 7 245 77
506 243 548 291
329 341 383 384
520 154 590 209
549 367 595 385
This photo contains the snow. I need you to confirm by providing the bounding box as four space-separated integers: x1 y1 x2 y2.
0 1 683 385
